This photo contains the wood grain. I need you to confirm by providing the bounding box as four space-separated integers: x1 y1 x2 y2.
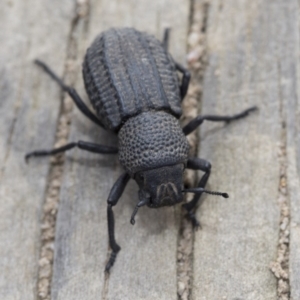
2 1 300 299
51 1 190 299
192 0 286 299
0 1 74 299
281 1 300 299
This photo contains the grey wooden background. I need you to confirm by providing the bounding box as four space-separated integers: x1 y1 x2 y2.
0 0 299 300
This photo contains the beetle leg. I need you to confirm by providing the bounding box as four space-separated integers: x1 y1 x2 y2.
162 28 170 51
34 59 105 128
175 62 191 100
161 28 191 100
106 172 131 272
183 157 211 228
25 141 118 162
182 106 258 135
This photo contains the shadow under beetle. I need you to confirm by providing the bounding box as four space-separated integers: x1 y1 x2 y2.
26 28 257 271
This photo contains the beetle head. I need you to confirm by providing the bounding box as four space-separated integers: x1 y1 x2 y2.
135 164 184 208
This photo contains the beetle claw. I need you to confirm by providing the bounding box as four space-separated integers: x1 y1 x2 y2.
186 211 202 230
105 249 120 273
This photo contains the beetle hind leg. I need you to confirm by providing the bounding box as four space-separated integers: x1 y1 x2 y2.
161 28 191 100
175 62 191 100
184 157 211 228
162 28 170 51
34 59 105 128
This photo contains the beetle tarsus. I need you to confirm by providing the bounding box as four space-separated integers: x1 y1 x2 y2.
225 106 258 124
105 250 120 273
34 59 68 90
25 141 118 161
106 173 130 271
34 59 105 128
183 105 258 135
162 27 170 51
106 204 121 272
130 205 139 225
186 211 201 229
183 157 211 227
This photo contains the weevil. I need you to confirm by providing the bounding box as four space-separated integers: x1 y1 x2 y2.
26 28 257 271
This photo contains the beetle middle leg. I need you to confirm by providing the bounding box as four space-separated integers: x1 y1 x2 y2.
25 141 118 162
182 106 258 135
183 157 211 228
106 172 130 272
34 59 104 128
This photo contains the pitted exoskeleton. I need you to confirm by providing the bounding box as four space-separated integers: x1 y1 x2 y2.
26 28 257 271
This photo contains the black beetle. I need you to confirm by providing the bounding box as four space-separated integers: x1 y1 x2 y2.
26 27 257 271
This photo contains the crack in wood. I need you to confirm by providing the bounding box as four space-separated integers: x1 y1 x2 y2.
101 271 110 300
269 61 291 300
177 1 209 299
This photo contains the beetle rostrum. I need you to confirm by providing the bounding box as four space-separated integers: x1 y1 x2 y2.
136 163 185 208
26 27 257 272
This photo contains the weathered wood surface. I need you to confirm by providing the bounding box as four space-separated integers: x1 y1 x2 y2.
0 1 74 300
282 1 300 299
193 0 299 299
51 1 190 300
1 0 300 299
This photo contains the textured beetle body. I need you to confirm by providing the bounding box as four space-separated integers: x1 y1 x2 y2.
27 27 257 271
118 111 189 176
83 28 182 132
83 28 189 176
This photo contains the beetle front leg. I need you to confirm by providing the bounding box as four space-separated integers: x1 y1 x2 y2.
105 172 130 272
183 157 211 228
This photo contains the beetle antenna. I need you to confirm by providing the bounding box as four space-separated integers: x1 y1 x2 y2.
182 187 229 198
130 198 149 225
